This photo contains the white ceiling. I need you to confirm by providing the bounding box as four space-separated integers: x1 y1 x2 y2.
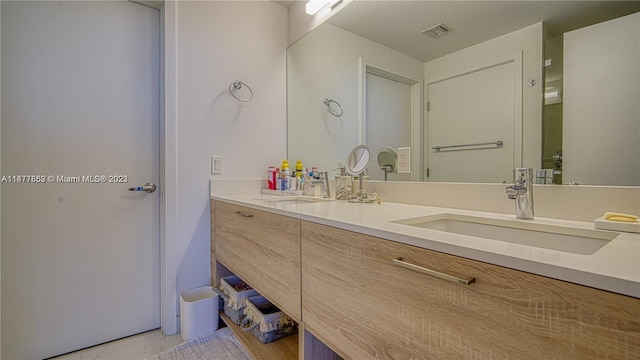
326 1 640 62
272 0 296 8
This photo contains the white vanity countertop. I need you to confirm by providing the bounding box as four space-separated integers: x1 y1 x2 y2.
212 193 640 298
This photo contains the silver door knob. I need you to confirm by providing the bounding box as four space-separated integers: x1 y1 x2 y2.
128 182 156 193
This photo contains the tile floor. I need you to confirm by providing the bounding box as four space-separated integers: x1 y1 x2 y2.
49 329 184 360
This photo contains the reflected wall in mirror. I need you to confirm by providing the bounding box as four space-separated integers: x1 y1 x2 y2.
287 21 423 182
542 33 564 184
287 1 639 186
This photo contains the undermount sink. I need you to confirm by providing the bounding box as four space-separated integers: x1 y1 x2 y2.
391 213 618 255
256 196 330 204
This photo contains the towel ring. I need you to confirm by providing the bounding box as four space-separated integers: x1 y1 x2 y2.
229 81 253 102
324 98 343 117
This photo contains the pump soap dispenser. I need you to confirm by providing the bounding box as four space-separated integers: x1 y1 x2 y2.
334 160 353 200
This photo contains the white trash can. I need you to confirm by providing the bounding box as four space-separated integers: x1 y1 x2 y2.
179 286 219 341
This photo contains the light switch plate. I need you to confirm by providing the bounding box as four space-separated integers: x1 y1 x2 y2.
397 147 411 173
212 156 223 174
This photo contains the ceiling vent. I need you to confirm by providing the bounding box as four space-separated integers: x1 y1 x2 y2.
422 23 450 39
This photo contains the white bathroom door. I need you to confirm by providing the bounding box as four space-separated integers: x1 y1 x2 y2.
1 2 161 359
425 55 520 183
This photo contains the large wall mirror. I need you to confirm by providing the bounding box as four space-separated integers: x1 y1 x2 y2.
287 1 639 186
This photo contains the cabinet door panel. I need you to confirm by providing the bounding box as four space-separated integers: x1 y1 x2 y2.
301 221 640 359
215 201 301 321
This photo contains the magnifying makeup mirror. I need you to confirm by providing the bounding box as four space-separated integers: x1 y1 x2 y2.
346 144 371 176
377 146 397 181
345 145 378 203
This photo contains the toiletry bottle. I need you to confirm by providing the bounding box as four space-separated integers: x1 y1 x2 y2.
267 166 276 190
295 160 303 177
275 168 281 190
280 160 289 190
295 160 304 190
283 164 291 190
302 169 313 195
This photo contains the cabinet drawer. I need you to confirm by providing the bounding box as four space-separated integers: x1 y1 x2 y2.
215 201 301 321
301 221 640 359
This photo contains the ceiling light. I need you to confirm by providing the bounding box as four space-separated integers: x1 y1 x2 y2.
306 0 329 15
306 0 342 16
422 23 450 39
329 0 342 9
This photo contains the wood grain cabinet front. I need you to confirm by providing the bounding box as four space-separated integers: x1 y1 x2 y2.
215 201 301 321
301 220 640 360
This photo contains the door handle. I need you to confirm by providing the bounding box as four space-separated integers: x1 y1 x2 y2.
128 182 156 193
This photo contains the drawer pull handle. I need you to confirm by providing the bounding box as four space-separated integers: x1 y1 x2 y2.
234 211 253 218
392 257 476 286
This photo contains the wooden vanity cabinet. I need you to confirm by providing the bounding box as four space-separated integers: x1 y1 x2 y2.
211 199 639 359
214 200 301 321
301 220 640 359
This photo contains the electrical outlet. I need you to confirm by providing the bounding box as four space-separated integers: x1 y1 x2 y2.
211 156 223 174
397 147 411 173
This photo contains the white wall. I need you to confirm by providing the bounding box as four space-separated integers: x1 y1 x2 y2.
563 12 639 186
288 23 424 174
425 23 543 171
173 0 287 314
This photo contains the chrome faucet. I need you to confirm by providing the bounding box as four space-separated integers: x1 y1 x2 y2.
310 171 331 198
505 168 534 219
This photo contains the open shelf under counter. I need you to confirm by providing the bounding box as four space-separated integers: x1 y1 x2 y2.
219 312 299 360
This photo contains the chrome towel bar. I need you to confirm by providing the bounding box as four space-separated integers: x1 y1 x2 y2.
432 140 503 152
